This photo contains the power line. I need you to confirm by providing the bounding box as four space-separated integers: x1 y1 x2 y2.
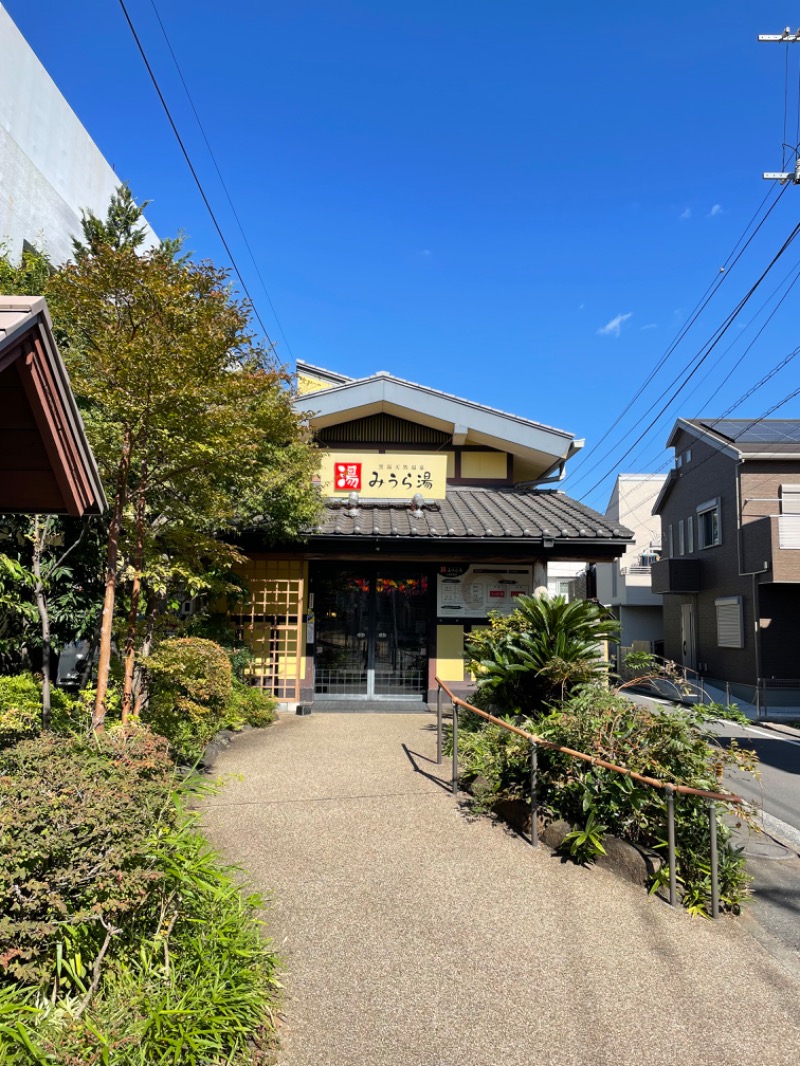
606 345 800 530
679 260 800 409
147 0 295 362
567 183 788 484
575 221 800 501
615 253 800 474
116 0 279 355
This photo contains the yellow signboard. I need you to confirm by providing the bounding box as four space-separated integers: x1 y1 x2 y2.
320 452 448 499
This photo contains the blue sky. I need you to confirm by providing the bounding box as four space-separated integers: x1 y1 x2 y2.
5 1 800 512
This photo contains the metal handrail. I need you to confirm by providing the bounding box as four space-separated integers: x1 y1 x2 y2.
435 676 744 919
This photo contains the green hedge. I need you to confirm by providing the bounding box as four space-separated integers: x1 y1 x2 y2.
0 727 280 1063
142 638 276 761
0 674 80 749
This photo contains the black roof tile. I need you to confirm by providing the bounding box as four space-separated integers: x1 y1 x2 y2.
312 486 632 542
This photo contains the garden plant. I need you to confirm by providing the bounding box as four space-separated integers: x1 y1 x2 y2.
457 592 759 915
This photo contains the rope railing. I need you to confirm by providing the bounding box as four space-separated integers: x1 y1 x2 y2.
435 677 745 919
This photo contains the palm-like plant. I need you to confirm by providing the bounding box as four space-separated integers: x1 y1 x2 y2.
466 593 620 716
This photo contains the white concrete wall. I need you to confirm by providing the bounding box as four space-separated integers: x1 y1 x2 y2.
0 4 156 265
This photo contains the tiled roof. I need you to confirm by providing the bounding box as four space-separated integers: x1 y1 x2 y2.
313 487 632 541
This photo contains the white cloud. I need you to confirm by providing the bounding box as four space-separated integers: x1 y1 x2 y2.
640 323 658 330
679 207 691 220
708 204 723 217
597 312 633 338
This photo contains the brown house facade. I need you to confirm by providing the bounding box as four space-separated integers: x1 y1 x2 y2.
236 363 632 708
652 417 800 688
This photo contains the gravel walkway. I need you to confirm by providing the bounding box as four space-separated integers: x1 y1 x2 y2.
202 712 800 1066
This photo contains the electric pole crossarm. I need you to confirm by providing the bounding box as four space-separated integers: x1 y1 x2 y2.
759 28 800 183
763 160 800 184
759 29 800 43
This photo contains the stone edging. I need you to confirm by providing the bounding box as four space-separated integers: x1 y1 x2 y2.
490 797 664 890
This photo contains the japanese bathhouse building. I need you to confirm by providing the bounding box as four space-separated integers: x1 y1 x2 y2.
235 363 632 709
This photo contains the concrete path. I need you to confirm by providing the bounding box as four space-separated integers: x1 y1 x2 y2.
202 713 800 1066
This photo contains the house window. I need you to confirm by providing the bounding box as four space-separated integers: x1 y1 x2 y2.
678 520 685 556
675 454 682 469
780 484 800 515
668 525 674 557
716 597 743 648
697 498 721 548
687 515 694 553
684 448 692 464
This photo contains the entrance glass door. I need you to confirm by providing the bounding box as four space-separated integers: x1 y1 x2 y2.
313 567 429 698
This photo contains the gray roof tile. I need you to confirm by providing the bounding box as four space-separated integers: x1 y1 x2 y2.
312 487 632 542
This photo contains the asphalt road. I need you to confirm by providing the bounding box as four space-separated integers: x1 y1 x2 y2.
709 719 800 839
628 692 800 975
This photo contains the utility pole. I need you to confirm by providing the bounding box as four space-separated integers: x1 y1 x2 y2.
760 27 800 184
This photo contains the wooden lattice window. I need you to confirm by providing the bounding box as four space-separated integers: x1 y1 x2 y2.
237 560 305 702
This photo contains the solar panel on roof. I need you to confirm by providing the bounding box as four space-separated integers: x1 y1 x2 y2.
703 419 800 444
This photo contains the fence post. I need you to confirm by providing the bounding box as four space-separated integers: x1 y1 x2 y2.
725 680 730 706
451 700 459 797
756 681 762 719
709 800 719 920
700 676 706 704
436 687 443 765
666 785 677 907
530 740 538 847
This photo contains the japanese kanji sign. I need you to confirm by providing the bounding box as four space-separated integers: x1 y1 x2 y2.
319 452 448 499
334 462 362 491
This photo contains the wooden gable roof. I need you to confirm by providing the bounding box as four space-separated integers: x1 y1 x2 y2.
0 296 106 516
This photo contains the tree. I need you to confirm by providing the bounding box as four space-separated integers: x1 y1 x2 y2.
466 593 620 716
47 187 319 729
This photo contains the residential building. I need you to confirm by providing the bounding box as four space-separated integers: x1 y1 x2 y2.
547 560 588 600
0 3 156 264
595 473 666 654
234 363 633 708
652 418 800 688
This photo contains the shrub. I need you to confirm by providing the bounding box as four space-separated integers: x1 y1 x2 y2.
466 594 620 717
0 747 280 1063
451 685 758 914
0 673 80 749
224 679 277 730
143 637 233 761
0 728 175 987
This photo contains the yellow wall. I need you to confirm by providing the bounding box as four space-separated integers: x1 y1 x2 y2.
385 450 456 478
297 373 334 395
460 450 508 479
436 624 465 682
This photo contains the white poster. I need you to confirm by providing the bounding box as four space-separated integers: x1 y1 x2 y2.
436 565 532 619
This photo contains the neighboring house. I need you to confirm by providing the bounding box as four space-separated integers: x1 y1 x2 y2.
0 3 156 264
0 295 105 515
595 473 666 655
547 560 588 600
652 418 800 689
234 362 632 708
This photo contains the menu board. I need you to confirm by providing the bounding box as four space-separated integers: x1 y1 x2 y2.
436 565 532 619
